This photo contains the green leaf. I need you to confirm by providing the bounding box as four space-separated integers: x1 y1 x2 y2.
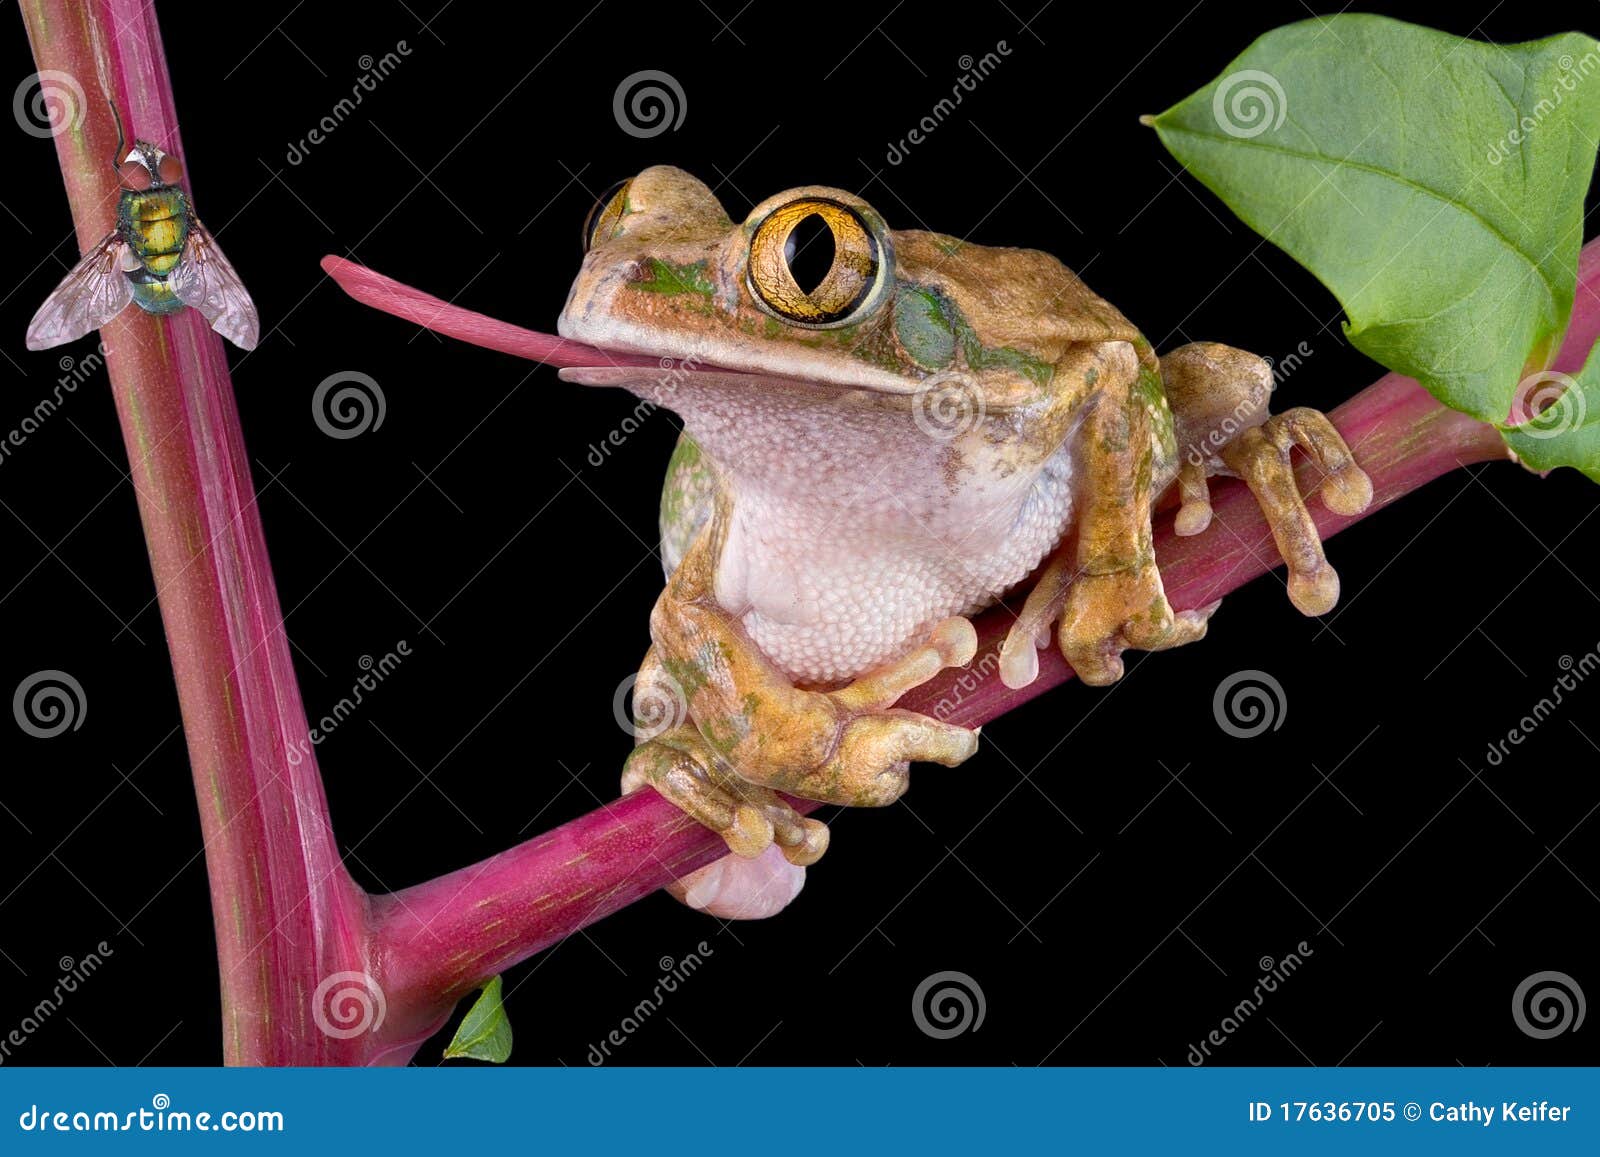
1504 339 1600 481
1147 15 1600 429
442 975 513 1063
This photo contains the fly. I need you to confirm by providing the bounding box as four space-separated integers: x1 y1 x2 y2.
26 110 258 351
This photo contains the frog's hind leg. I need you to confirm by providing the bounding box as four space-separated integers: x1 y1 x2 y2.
1160 342 1372 616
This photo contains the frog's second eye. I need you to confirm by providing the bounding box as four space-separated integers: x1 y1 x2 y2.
583 179 632 252
747 198 884 326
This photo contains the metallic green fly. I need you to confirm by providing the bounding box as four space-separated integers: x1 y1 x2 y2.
27 117 258 351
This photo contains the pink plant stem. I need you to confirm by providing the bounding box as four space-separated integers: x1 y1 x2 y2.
28 1 1594 1066
20 1 371 1064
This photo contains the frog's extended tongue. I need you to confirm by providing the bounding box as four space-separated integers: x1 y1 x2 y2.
320 255 703 372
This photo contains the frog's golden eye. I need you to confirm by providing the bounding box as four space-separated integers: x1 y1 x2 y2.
747 198 885 326
582 179 632 252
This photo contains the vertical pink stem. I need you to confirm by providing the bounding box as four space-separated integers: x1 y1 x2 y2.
20 0 372 1064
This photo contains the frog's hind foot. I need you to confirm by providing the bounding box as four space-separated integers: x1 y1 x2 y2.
622 726 831 866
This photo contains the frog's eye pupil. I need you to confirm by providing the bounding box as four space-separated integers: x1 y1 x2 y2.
784 214 836 296
747 198 886 327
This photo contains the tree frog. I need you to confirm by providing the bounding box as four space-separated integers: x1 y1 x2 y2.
559 167 1371 914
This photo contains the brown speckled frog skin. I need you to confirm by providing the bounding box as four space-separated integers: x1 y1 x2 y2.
557 166 1372 891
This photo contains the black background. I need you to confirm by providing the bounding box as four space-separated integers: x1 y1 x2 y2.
0 0 1595 1067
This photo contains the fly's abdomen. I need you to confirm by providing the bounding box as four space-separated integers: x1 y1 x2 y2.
128 271 186 315
119 187 189 277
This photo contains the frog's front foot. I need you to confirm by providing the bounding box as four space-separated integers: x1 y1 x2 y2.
623 618 981 866
1162 342 1372 615
1000 558 1218 688
1210 409 1373 614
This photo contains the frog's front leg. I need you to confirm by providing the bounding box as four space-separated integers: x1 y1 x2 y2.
1160 342 1372 614
1002 341 1202 688
623 503 979 864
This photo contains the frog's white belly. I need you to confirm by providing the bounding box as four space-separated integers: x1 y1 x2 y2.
635 370 1080 687
716 441 1076 687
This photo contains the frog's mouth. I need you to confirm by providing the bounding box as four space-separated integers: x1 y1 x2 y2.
321 256 921 397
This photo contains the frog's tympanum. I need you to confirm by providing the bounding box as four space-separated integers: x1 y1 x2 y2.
559 167 1372 912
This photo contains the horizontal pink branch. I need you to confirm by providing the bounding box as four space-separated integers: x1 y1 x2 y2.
339 236 1600 1046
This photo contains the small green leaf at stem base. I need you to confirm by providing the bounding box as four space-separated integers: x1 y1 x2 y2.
1504 338 1600 481
442 975 513 1064
1147 14 1600 452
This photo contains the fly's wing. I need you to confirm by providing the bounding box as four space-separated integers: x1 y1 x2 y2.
25 234 136 350
171 218 259 350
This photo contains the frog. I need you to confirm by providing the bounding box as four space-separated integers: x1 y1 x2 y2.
557 166 1372 912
